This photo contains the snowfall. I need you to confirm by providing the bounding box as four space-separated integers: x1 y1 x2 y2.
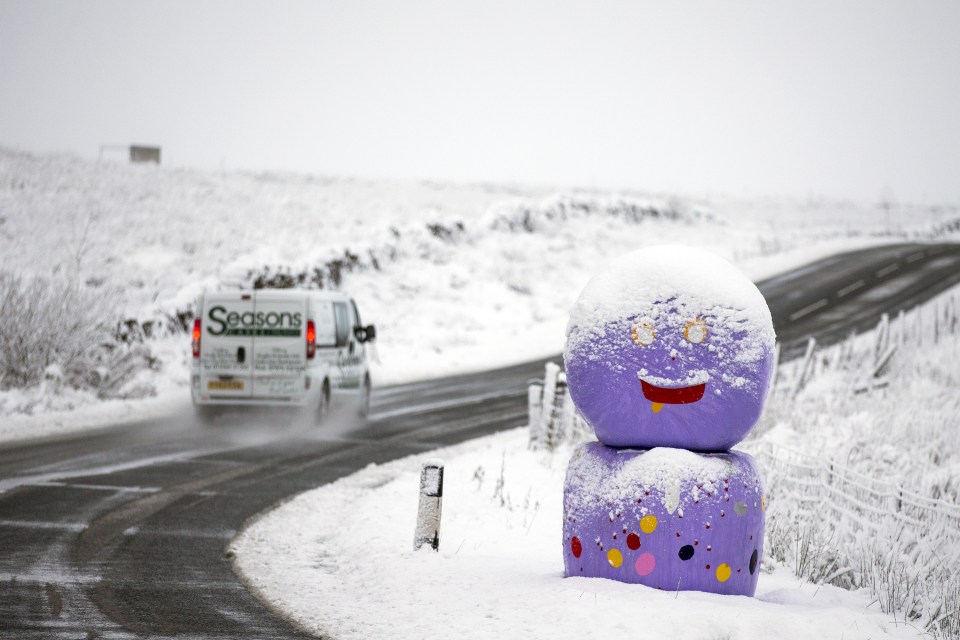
2 147 960 638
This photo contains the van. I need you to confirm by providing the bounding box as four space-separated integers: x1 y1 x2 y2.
190 289 376 423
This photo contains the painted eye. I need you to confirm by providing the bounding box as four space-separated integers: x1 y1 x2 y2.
684 318 707 344
631 321 656 346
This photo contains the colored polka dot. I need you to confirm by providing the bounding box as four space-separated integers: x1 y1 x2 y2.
716 563 732 583
571 536 582 558
749 549 759 574
678 545 695 561
640 515 658 534
635 552 656 576
762 495 766 512
626 533 641 550
607 548 623 568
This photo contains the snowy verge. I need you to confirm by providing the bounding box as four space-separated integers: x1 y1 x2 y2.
230 428 921 640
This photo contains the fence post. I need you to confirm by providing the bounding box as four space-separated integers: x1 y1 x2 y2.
540 362 561 448
770 342 782 391
875 313 889 363
934 301 940 345
527 380 544 448
549 373 568 448
792 337 817 398
414 461 444 551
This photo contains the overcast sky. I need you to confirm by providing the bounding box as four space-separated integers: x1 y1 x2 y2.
1 1 958 203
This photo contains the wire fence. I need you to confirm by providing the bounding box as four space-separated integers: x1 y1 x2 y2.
742 440 960 559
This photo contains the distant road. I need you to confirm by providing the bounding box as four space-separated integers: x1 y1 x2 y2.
0 242 957 639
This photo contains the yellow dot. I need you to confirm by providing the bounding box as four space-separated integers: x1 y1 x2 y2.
639 515 658 534
761 494 766 512
716 563 732 583
607 548 623 568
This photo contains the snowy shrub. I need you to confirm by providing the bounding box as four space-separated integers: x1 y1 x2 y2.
0 271 157 401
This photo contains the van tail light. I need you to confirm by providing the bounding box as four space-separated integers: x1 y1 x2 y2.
306 320 316 360
192 318 202 358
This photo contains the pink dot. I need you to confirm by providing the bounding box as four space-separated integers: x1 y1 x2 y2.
635 552 656 576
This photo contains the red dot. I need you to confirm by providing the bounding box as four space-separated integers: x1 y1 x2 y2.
705 564 711 569
676 532 681 538
627 533 641 550
571 537 582 558
694 539 699 546
705 523 711 529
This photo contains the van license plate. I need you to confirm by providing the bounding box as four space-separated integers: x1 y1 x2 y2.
208 380 244 391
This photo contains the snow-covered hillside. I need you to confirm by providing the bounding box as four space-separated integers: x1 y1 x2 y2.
1 147 958 429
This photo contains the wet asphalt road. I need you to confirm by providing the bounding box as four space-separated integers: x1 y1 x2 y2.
1 242 958 639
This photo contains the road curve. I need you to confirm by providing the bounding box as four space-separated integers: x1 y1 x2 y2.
1 242 958 638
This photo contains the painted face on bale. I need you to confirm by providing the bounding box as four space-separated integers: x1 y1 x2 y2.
564 245 776 451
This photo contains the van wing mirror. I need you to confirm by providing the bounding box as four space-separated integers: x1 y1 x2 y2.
354 324 376 343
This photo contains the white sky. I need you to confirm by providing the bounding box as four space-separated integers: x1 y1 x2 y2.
1 1 958 203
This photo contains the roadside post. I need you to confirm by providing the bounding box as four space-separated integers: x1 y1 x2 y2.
414 461 444 551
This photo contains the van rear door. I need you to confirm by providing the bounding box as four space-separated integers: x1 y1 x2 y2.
200 293 255 399
251 291 308 399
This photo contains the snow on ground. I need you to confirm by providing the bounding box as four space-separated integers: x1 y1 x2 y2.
230 428 922 640
2 147 958 443
232 284 960 640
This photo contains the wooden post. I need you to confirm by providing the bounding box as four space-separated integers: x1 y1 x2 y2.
414 462 444 551
770 342 782 391
527 380 544 448
549 373 568 448
540 362 561 448
792 337 817 398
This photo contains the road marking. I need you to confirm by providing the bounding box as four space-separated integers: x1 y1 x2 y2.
836 279 865 298
35 482 161 494
876 263 899 278
789 298 829 321
0 448 229 494
0 519 86 532
905 251 925 264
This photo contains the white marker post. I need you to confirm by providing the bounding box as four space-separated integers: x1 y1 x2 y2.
414 461 444 551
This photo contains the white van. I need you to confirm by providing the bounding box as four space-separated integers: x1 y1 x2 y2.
190 289 376 423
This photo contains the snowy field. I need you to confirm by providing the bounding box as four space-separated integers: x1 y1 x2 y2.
2 147 958 443
232 286 960 639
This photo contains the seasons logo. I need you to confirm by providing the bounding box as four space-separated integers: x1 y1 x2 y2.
207 306 303 337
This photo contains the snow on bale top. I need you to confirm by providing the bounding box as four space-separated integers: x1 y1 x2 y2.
564 245 776 451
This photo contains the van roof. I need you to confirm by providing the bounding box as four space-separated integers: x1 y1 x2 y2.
208 289 353 302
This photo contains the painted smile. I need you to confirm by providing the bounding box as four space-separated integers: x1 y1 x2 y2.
640 379 706 404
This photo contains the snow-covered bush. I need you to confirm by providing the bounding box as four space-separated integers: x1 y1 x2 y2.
0 271 157 402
